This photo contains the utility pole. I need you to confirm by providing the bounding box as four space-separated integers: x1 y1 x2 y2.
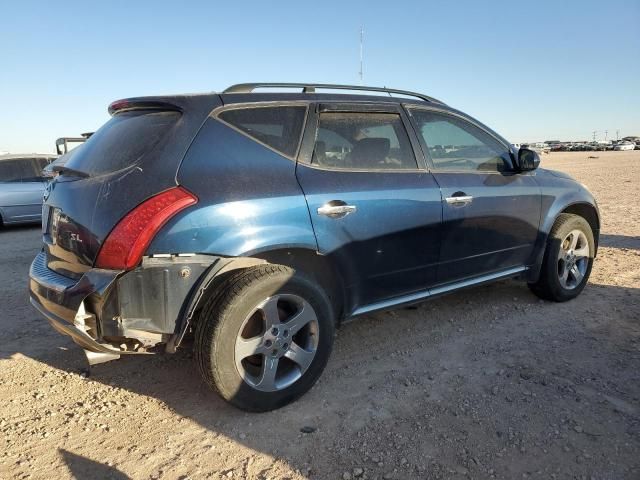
616 130 620 141
592 131 597 142
359 26 364 85
604 130 608 141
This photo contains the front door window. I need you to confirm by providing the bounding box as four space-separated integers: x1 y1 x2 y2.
411 110 512 172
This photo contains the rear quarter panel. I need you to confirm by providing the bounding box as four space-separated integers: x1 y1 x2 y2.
148 118 317 256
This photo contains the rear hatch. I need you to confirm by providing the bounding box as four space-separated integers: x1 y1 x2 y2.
43 94 221 279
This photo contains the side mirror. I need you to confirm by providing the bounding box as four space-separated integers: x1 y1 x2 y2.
516 148 540 171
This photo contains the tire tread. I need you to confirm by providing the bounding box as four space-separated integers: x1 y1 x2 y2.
194 265 291 397
528 213 593 302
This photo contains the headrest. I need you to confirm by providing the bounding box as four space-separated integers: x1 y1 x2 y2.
350 137 390 167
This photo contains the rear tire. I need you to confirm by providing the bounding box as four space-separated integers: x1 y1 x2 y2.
194 264 335 412
528 213 594 302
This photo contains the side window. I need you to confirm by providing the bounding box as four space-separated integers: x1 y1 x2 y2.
218 106 307 158
312 112 417 170
411 110 511 172
0 160 25 182
36 157 52 171
21 159 46 182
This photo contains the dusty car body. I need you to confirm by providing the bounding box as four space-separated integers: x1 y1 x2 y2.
29 83 600 411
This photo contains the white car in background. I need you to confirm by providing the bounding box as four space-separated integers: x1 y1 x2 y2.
518 142 550 155
613 141 636 151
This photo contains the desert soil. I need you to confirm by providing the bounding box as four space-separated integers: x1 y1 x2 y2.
1 151 639 480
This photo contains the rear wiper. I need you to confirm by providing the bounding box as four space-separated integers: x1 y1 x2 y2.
52 165 90 178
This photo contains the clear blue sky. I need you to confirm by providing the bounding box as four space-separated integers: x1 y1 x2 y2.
1 0 638 153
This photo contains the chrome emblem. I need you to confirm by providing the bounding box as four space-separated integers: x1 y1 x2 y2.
70 233 83 244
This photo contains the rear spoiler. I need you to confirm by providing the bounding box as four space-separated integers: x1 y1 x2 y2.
108 98 183 115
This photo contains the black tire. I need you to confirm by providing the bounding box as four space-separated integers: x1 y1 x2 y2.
194 264 335 412
528 213 595 302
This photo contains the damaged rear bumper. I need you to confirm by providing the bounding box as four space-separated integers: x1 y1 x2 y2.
30 249 133 364
28 250 223 364
30 298 124 364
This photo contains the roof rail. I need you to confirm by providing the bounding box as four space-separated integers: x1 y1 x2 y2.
222 83 446 105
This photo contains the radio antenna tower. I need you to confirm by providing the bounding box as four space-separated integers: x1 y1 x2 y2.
359 26 364 84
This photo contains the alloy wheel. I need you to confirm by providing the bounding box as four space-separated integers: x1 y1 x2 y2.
557 229 590 290
234 294 319 392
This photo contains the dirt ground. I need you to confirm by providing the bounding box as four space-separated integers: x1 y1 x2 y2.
1 151 639 480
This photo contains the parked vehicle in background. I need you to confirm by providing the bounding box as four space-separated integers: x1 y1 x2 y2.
43 133 93 179
0 154 56 226
55 133 93 155
613 141 636 151
522 142 550 154
592 141 612 151
42 144 85 179
29 83 600 411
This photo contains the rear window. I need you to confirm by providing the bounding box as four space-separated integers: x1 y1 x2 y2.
0 160 24 182
217 106 306 157
64 110 180 176
0 158 50 182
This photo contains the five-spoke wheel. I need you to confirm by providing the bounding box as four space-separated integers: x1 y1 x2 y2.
557 229 590 290
529 213 595 302
194 265 334 412
234 294 319 392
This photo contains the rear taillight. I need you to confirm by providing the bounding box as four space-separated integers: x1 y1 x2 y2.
95 187 197 270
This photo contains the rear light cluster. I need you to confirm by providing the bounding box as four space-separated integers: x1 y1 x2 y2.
95 187 197 270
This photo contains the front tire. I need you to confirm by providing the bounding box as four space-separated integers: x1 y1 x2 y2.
528 213 595 302
194 264 335 412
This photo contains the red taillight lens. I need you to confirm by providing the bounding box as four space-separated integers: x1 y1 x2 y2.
95 187 197 270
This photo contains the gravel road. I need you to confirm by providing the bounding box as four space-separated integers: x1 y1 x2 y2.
1 151 639 480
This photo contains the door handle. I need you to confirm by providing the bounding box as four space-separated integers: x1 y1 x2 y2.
445 195 473 206
317 203 357 218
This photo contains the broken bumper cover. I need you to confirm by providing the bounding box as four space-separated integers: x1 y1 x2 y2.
29 250 127 360
29 250 227 363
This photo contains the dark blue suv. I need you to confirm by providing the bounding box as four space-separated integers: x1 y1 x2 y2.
29 83 599 411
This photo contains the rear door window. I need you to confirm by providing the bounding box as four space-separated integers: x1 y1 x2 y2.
217 106 307 158
311 112 418 170
63 110 180 176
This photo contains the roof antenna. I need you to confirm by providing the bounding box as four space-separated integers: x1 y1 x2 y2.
359 26 364 85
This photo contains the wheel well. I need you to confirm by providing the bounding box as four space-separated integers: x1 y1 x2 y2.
560 203 600 251
177 249 346 349
252 248 346 323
